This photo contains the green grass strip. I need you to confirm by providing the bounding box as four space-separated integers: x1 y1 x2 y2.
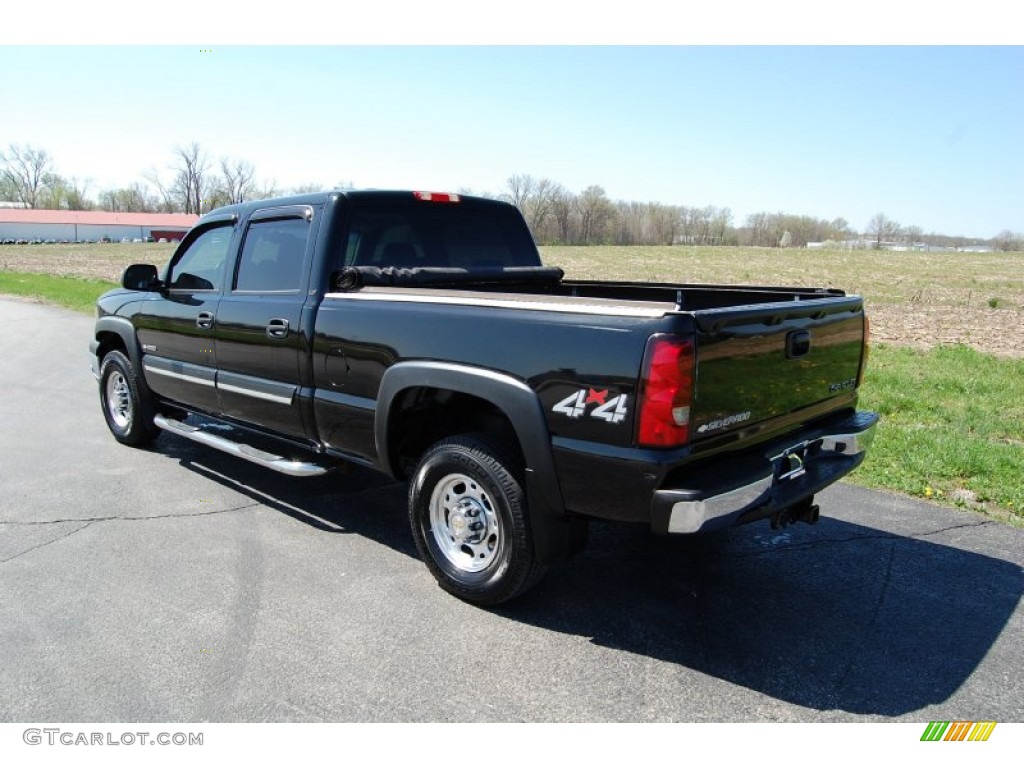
0 270 117 314
853 344 1024 521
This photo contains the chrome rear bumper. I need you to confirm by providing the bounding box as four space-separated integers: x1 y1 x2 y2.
653 411 879 534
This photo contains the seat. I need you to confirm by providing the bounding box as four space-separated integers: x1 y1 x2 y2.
381 242 419 267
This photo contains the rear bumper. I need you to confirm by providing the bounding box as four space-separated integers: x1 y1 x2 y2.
651 410 879 534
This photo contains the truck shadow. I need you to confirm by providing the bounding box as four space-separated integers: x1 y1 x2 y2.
153 435 1021 718
502 518 1023 717
153 434 418 557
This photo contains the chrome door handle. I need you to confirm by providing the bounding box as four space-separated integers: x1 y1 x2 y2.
196 311 215 329
266 318 290 338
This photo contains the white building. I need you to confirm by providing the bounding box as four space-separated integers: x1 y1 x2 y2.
0 209 197 243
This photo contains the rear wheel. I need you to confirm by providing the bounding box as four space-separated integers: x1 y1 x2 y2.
98 350 159 446
408 435 546 606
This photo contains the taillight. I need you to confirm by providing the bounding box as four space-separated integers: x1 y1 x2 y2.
636 335 695 447
856 314 871 386
413 191 460 203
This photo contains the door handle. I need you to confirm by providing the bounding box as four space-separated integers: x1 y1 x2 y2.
266 318 290 338
196 311 215 329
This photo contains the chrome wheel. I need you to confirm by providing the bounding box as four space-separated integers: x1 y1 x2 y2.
409 435 546 605
428 472 501 573
105 370 132 429
98 350 159 447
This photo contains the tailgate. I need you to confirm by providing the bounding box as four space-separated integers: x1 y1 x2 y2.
690 296 866 438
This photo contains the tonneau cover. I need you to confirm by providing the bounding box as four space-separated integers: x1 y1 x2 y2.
332 265 565 291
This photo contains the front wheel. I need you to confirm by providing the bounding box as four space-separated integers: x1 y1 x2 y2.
98 350 159 446
408 435 546 606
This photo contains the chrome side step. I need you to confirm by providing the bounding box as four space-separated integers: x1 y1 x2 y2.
153 414 329 477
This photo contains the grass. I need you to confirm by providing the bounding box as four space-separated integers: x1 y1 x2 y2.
853 344 1023 522
0 271 117 314
2 242 1023 522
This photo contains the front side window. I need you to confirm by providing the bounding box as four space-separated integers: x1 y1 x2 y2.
234 217 309 293
168 225 234 291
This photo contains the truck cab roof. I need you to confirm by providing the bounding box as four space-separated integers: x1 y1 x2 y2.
201 190 515 225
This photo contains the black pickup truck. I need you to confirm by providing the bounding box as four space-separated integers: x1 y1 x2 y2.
91 190 878 605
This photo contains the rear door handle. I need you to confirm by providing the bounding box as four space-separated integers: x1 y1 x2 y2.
266 318 290 338
196 311 215 329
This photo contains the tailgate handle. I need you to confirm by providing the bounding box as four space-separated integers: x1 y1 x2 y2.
786 330 811 359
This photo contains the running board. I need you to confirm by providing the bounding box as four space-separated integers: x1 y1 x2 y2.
153 414 329 477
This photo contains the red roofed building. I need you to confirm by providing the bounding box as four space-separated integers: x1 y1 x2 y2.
0 209 198 243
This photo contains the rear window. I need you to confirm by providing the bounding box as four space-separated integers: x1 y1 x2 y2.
234 217 309 293
343 205 540 269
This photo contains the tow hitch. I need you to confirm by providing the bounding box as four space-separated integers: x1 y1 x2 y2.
771 496 820 529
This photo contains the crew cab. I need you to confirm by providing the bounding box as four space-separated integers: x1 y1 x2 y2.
91 190 878 605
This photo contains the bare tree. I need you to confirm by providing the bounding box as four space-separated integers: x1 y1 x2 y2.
168 142 215 214
252 179 281 200
142 168 179 212
289 182 327 195
691 205 723 245
649 204 680 245
992 230 1023 252
503 174 536 210
66 177 93 210
612 200 644 245
903 225 923 246
99 183 159 213
220 157 256 204
0 173 15 203
709 207 733 245
522 177 559 236
548 186 575 244
575 185 615 245
0 143 54 208
867 212 901 249
830 217 851 238
746 212 772 247
501 175 568 243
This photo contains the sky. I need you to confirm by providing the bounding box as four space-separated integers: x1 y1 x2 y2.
1 26 1021 238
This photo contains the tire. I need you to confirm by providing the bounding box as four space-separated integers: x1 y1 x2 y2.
98 350 160 447
408 435 546 606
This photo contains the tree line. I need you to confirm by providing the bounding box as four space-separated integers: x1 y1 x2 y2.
2 142 1020 250
0 142 338 217
491 174 1021 251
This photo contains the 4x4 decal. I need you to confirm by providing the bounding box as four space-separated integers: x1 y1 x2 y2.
552 388 629 424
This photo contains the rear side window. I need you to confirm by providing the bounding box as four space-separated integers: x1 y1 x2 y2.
343 205 540 269
234 217 309 293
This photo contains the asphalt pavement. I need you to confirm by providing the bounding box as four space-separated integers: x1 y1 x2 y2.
0 297 1021 722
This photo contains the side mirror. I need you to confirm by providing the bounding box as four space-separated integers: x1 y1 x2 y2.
122 264 161 291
